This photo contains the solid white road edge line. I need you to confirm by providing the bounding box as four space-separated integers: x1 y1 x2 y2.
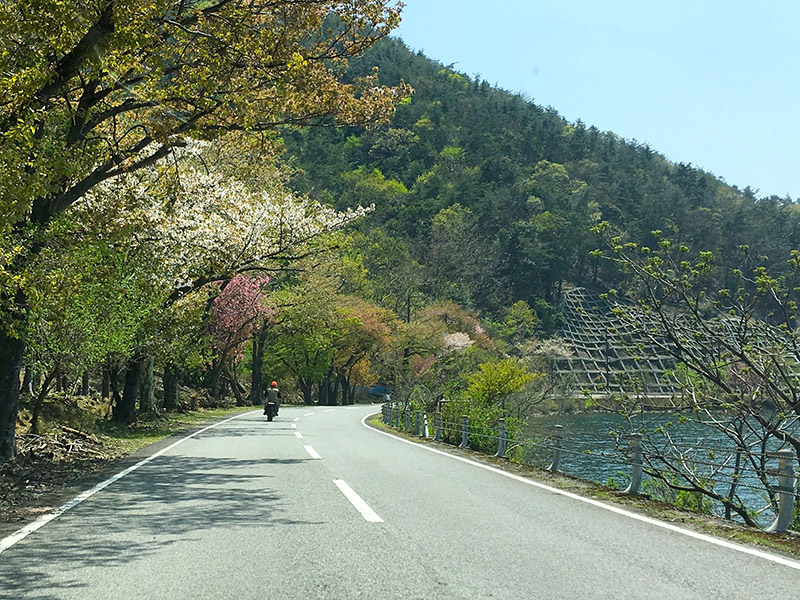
295 431 304 439
0 410 261 555
361 412 800 571
304 445 321 459
333 479 383 522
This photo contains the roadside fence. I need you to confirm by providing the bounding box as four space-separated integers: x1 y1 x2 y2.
379 403 798 533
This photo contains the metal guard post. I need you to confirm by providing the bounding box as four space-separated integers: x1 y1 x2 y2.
495 418 507 458
766 448 796 533
623 433 643 495
459 415 469 449
547 425 564 472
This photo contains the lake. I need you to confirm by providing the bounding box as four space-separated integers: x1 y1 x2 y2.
521 411 796 526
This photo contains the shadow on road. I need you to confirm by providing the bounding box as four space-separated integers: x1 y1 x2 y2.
0 455 321 599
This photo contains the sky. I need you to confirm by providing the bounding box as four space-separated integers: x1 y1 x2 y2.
394 1 800 200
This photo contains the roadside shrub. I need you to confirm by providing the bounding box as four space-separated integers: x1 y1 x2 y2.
440 398 521 455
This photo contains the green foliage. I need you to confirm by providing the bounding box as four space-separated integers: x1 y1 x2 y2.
641 476 715 516
465 358 539 406
440 398 521 455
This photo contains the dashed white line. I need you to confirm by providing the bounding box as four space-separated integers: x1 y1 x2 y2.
294 431 303 439
323 409 335 413
333 480 383 522
293 417 300 422
304 445 321 459
304 412 314 417
291 423 297 429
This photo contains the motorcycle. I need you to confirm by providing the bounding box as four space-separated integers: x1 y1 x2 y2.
264 400 277 421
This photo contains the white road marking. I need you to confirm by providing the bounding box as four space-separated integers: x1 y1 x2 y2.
304 412 314 417
362 413 800 571
0 410 261 555
323 409 335 412
304 445 321 459
333 480 383 522
293 417 300 422
294 431 303 439
291 423 297 429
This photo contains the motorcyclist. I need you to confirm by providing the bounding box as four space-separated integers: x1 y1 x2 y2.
264 380 281 416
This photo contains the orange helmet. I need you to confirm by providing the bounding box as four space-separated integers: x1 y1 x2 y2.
270 381 278 388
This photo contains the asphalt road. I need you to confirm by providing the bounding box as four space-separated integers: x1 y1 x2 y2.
1 404 798 599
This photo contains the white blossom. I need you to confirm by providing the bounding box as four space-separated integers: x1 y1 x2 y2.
75 141 371 291
442 331 474 354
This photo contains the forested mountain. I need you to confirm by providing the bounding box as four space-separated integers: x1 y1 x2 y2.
282 36 800 330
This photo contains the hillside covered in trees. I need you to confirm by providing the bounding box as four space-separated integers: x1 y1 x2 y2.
283 36 800 328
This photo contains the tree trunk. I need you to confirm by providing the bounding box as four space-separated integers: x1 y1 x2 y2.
81 370 90 396
163 363 180 411
115 357 142 424
317 381 326 406
109 366 122 415
29 369 56 435
339 373 351 406
210 359 225 403
329 373 340 406
55 366 63 393
225 361 247 406
139 356 157 416
298 378 313 405
250 324 268 406
0 328 25 461
20 366 33 396
102 366 110 400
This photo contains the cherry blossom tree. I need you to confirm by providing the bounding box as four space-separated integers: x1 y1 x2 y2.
209 274 272 403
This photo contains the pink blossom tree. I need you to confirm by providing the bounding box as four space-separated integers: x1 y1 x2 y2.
209 274 272 404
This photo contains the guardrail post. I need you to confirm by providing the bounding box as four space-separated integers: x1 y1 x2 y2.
495 418 507 458
766 449 796 533
623 433 643 495
414 411 421 436
423 413 429 438
404 408 410 432
547 425 564 472
435 412 442 441
459 415 469 448
394 406 400 428
383 404 389 424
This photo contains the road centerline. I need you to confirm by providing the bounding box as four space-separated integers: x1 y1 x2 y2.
333 480 383 523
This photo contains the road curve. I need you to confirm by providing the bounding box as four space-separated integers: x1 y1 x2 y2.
0 404 797 599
